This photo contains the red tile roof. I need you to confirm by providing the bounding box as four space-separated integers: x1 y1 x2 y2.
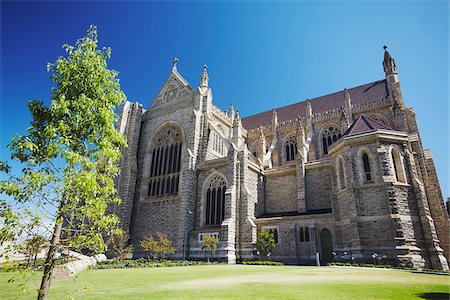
342 114 393 137
241 79 388 130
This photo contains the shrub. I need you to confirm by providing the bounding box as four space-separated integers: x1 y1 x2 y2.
242 260 284 266
255 230 275 260
140 232 176 260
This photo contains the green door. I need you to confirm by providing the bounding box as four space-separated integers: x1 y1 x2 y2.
320 229 333 264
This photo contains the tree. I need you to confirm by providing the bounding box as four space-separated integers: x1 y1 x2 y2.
107 230 133 261
0 25 126 299
201 235 218 263
256 230 276 260
23 234 47 268
140 232 176 260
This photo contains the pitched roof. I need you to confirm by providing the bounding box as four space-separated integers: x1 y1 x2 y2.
241 79 388 130
342 114 393 137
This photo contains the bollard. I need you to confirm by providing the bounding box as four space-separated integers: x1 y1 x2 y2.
316 252 320 267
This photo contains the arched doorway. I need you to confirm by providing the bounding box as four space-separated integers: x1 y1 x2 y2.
320 228 333 264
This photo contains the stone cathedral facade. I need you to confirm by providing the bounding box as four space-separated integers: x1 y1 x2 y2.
110 48 449 270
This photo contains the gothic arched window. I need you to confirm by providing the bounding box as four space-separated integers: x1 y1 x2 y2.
205 175 226 226
391 147 406 183
299 227 310 243
362 152 372 182
285 134 298 162
322 127 342 155
147 125 182 197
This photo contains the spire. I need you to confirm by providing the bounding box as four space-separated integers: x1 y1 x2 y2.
200 64 209 88
382 45 398 82
172 57 179 71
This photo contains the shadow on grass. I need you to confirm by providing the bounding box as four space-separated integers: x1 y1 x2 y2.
418 292 450 299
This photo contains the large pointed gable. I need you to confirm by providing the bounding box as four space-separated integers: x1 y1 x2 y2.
342 114 394 137
150 67 195 110
241 79 387 130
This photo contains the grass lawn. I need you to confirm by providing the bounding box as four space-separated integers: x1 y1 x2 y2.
1 265 449 299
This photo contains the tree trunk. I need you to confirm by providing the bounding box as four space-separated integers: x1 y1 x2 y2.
33 253 38 268
37 217 63 300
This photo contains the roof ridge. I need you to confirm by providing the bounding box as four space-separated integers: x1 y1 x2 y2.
242 79 386 120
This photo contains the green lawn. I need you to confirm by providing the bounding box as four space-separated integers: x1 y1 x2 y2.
1 265 449 299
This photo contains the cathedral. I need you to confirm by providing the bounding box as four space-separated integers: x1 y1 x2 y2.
110 48 449 270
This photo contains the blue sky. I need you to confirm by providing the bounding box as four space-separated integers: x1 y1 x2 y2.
1 1 448 199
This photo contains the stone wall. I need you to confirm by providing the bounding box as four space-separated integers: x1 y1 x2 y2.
265 169 297 213
305 165 332 210
130 92 200 257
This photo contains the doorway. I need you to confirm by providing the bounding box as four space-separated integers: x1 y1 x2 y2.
320 228 333 264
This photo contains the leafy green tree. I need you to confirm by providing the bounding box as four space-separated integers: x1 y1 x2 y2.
0 25 126 299
140 232 176 260
256 230 276 260
107 230 133 261
23 234 47 268
201 235 218 263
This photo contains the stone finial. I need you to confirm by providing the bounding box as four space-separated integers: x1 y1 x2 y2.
229 103 235 120
344 88 351 102
172 57 179 71
306 101 312 118
272 108 278 126
382 45 397 77
344 88 353 122
200 64 209 88
233 108 242 127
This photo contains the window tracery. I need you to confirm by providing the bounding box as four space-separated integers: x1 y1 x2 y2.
147 125 182 197
285 134 298 162
205 175 226 226
322 127 342 155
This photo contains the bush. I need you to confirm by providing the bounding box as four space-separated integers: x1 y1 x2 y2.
242 260 284 266
93 259 225 269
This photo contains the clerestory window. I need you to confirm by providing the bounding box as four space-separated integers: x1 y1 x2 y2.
322 127 342 155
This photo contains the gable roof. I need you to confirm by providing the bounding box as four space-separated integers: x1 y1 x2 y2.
241 79 388 130
342 114 394 137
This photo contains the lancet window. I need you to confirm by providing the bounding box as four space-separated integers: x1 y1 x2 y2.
205 175 227 226
391 147 406 183
299 227 310 243
362 152 372 182
285 134 298 162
